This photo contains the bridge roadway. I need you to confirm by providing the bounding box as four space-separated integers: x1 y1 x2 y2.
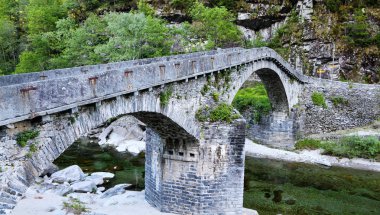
0 47 307 128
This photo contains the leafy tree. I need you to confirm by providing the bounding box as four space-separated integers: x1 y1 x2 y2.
344 10 372 47
26 0 65 35
137 0 155 17
0 18 18 75
49 15 106 68
95 12 172 61
190 2 241 49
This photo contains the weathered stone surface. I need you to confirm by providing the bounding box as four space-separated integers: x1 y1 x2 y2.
91 172 114 179
51 165 86 183
85 175 104 186
100 184 131 199
70 181 97 193
0 46 377 215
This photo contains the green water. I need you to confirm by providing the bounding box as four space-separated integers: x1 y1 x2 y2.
55 139 380 214
53 138 145 190
244 157 380 215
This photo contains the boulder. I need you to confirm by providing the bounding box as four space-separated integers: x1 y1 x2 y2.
85 175 104 186
100 184 131 199
91 172 114 179
51 165 85 183
70 181 97 193
40 163 59 177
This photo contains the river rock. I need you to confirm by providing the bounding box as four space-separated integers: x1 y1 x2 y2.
70 181 97 193
91 172 115 179
48 184 73 196
115 140 145 155
85 175 104 186
51 165 86 183
100 184 131 199
40 163 59 177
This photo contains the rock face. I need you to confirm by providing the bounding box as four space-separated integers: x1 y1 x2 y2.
298 79 380 135
97 116 146 155
51 165 86 183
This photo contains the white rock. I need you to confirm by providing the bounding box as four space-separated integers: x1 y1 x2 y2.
85 175 104 186
70 181 97 193
100 184 131 199
115 140 145 154
51 165 85 183
91 172 115 179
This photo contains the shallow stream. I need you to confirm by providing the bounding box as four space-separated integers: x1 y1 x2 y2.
54 138 380 214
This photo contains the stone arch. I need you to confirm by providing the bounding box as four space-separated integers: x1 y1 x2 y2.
226 60 303 149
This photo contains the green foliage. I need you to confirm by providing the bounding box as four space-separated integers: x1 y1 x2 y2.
324 136 380 160
0 17 18 75
330 96 349 107
63 197 88 215
212 92 220 102
160 87 173 106
137 0 155 17
244 34 268 48
16 130 39 147
95 12 172 61
296 136 380 160
29 142 38 153
344 10 372 47
190 2 241 49
311 92 327 108
210 103 239 123
295 139 323 150
196 103 239 123
170 0 195 13
325 0 343 13
26 0 65 35
232 83 272 123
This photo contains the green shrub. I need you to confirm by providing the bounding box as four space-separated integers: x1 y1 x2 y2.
296 136 380 161
63 197 88 214
295 139 323 150
325 136 380 159
160 87 173 106
311 92 327 108
212 92 220 102
196 103 239 123
30 143 38 153
232 83 271 122
16 130 40 147
330 96 349 107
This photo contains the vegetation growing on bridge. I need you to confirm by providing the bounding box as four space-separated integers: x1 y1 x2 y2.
295 136 380 161
196 103 240 123
160 87 173 107
16 130 40 147
311 92 327 108
232 83 272 123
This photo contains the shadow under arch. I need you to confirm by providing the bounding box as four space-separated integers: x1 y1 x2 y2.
255 68 290 113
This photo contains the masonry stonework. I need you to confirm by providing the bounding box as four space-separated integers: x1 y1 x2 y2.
0 47 378 214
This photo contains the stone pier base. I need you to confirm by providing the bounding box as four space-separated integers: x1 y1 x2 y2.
145 119 246 214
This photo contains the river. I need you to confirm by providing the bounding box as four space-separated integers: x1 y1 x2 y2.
54 138 380 215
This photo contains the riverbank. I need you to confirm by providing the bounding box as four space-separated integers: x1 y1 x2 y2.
245 139 380 172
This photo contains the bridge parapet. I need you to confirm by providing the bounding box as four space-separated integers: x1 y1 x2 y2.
0 48 306 127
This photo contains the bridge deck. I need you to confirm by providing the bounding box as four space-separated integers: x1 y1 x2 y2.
0 48 307 127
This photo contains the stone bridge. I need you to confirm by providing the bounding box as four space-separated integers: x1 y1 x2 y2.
0 47 378 214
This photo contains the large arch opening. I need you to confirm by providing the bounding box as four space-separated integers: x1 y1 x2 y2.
232 68 295 149
19 111 201 214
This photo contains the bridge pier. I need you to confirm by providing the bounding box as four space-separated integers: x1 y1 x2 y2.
145 119 246 214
